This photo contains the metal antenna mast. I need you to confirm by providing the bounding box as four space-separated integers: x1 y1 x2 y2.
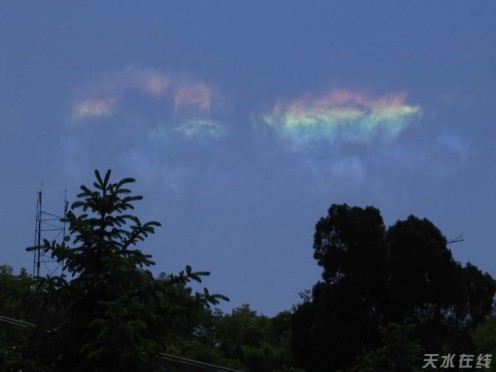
27 185 68 278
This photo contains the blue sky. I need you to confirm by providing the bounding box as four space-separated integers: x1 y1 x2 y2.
1 1 495 315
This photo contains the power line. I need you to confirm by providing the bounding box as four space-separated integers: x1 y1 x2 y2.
0 314 35 328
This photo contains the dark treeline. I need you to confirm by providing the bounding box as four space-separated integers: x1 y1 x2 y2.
0 170 495 371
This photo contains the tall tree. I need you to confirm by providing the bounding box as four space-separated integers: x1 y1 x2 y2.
16 170 226 371
292 204 388 370
291 204 496 371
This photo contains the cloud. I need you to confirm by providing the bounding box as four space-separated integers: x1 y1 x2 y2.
66 75 434 196
72 97 117 118
249 88 426 192
173 119 227 140
126 68 172 97
327 157 366 182
260 89 421 148
93 67 172 98
436 132 470 155
174 83 213 112
69 67 227 141
63 67 233 194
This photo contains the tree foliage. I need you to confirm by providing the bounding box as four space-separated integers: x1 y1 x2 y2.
10 170 227 371
211 305 293 371
1 184 495 371
291 204 496 371
472 311 496 372
176 304 301 372
351 319 424 372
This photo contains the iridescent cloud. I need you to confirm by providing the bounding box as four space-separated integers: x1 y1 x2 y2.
261 89 421 146
174 83 212 112
70 68 227 140
173 119 226 140
72 97 117 118
71 68 217 114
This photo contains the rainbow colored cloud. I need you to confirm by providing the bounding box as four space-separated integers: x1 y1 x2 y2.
71 68 216 116
261 89 421 146
69 68 226 140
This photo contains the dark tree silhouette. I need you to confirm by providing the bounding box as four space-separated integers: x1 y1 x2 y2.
291 204 496 372
15 170 227 371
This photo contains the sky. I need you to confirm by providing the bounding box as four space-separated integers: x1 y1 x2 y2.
1 1 495 316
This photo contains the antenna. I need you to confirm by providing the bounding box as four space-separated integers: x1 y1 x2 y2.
26 185 68 279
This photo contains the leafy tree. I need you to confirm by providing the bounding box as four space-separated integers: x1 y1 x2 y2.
351 319 424 372
385 217 496 355
472 312 496 372
291 204 496 371
212 305 291 371
176 304 299 371
462 263 496 324
291 204 387 370
0 265 32 318
0 265 32 370
15 170 227 371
